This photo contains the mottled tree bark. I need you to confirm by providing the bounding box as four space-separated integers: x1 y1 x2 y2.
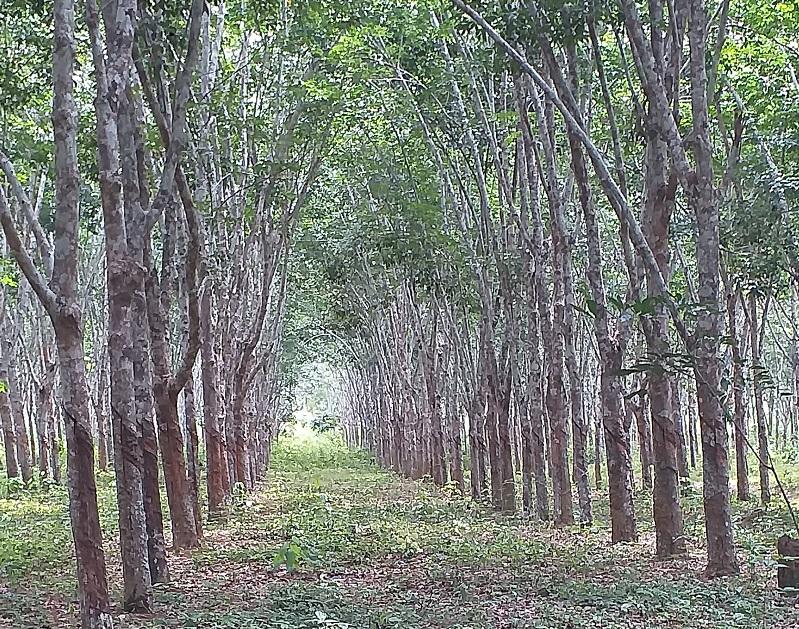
562 269 591 522
147 262 200 550
748 291 771 505
727 287 751 501
55 319 114 629
136 0 206 550
122 62 170 587
94 354 109 472
38 350 57 478
88 0 152 609
642 133 684 558
201 286 226 514
671 378 690 479
446 383 465 493
0 2 114 624
688 0 738 576
545 44 636 540
184 376 204 537
5 358 32 483
423 306 447 488
533 84 573 527
0 376 19 479
630 393 653 490
515 80 550 521
467 382 487 501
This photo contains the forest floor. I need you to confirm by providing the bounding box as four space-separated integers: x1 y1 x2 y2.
2 435 799 628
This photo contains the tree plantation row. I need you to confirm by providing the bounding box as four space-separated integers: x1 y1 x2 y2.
1 0 798 627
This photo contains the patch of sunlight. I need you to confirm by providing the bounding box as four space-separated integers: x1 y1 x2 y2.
287 409 317 442
0 497 64 518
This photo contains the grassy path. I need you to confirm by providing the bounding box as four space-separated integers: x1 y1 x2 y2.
2 434 799 627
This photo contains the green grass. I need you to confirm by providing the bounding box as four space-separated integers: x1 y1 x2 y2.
0 471 122 579
2 433 799 628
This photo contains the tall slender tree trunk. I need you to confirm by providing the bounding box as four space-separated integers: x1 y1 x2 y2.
119 92 172 588
423 306 447 487
446 376 465 493
95 355 109 472
0 377 19 479
564 289 592 526
642 134 685 558
0 2 114 624
688 0 738 576
148 277 200 550
49 407 62 483
38 350 57 478
631 393 653 490
726 289 750 501
553 55 636 539
467 389 487 502
749 291 771 505
184 376 204 537
671 379 690 479
515 80 549 521
144 202 202 553
533 85 573 527
201 286 226 514
88 0 152 608
6 360 32 483
56 319 114 629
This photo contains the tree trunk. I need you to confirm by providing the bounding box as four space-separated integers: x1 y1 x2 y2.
749 291 771 505
88 0 153 609
119 58 172 587
688 383 698 469
726 288 750 501
6 361 32 483
38 350 57 479
594 396 603 490
49 406 62 483
631 394 653 490
94 355 108 473
446 381 465 493
55 317 114 629
184 376 204 537
0 3 116 623
554 58 636 538
104 205 152 612
145 218 200 550
423 307 447 487
153 382 199 550
231 391 252 489
642 134 685 558
564 295 592 526
467 391 487 502
671 378 690 479
532 85 574 527
131 301 169 584
515 78 549 521
0 377 19 479
689 0 738 576
201 286 226 514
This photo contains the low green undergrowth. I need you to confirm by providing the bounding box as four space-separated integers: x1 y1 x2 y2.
2 434 799 628
0 472 118 582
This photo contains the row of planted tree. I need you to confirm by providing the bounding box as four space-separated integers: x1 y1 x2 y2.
3 0 799 627
0 2 328 627
326 0 799 585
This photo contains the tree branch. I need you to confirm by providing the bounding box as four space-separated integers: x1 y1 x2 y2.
0 188 58 316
